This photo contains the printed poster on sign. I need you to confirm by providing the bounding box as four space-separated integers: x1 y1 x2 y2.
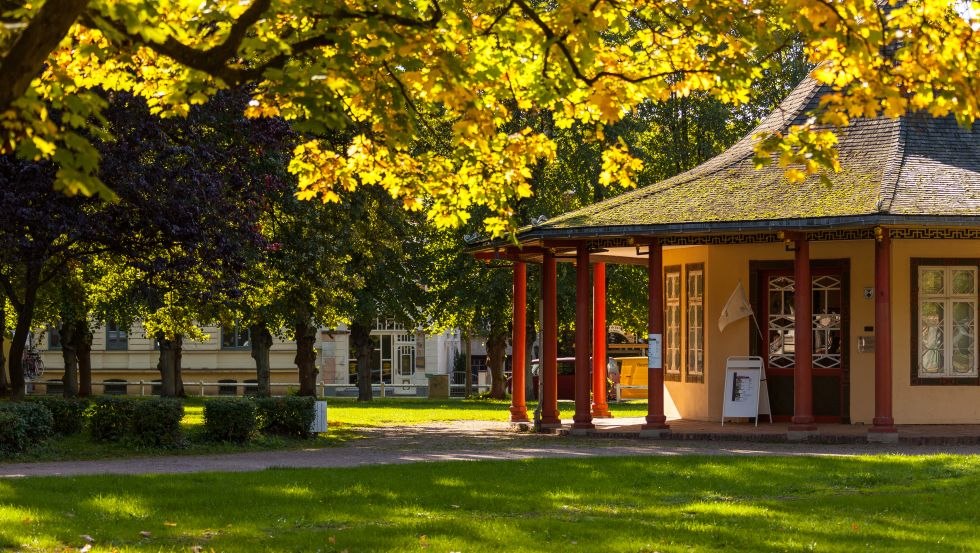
647 333 662 369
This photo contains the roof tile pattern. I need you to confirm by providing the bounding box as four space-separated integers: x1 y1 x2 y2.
538 75 979 233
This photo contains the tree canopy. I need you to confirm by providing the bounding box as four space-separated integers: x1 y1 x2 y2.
1 0 976 235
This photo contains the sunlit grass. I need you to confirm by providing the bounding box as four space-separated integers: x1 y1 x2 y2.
2 454 979 551
324 397 649 427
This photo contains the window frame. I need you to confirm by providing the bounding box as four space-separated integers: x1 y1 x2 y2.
221 324 251 350
47 326 62 351
663 265 682 382
106 323 129 351
910 258 980 385
685 263 705 384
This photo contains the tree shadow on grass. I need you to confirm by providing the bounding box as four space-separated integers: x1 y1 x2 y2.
1 454 978 551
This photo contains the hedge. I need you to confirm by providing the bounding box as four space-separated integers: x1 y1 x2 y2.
87 397 138 442
0 402 53 453
255 396 316 438
132 398 184 448
27 396 88 435
204 399 257 443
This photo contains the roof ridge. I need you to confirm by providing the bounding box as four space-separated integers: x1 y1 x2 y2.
877 114 908 213
542 72 827 228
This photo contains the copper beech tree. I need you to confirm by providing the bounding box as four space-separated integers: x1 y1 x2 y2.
1 0 978 235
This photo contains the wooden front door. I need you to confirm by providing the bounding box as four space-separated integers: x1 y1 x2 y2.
759 264 849 422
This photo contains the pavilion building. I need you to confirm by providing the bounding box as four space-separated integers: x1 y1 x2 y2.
474 72 980 442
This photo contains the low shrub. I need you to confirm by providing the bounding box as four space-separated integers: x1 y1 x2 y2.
27 396 89 435
0 402 53 453
132 398 184 448
87 397 137 442
255 396 315 438
204 399 257 443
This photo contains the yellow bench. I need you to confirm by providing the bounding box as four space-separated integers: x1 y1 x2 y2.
618 357 648 399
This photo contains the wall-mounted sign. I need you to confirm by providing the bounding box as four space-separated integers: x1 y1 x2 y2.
647 333 662 369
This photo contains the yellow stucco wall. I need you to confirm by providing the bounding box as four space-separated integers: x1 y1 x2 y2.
691 240 878 422
661 246 711 420
892 239 980 424
658 237 980 425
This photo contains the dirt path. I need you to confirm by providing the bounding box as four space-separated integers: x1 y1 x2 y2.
2 421 979 478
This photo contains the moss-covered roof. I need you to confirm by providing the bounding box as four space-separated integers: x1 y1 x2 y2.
525 73 979 239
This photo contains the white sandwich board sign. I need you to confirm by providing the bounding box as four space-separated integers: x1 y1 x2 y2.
721 356 772 426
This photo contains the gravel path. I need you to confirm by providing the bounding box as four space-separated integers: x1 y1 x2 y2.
2 421 980 478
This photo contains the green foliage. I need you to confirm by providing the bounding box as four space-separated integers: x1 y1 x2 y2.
87 397 137 442
0 402 53 452
204 399 258 444
132 398 184 448
0 410 30 454
255 396 315 439
26 396 88 436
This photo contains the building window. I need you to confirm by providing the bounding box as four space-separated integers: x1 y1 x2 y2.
103 379 128 395
685 264 705 383
221 324 251 350
913 260 979 384
106 324 128 351
48 326 62 350
218 379 238 396
664 266 682 382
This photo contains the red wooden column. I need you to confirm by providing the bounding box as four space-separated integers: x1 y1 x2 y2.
592 262 612 418
870 228 898 440
572 245 595 431
509 261 529 423
790 235 816 432
642 239 670 435
541 250 561 427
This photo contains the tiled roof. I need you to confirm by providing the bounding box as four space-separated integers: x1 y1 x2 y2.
530 73 979 237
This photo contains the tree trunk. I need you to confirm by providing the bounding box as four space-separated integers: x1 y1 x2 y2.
463 329 472 398
156 333 184 397
294 320 317 396
0 304 9 397
76 321 92 397
351 321 374 402
9 308 33 400
59 320 79 398
250 322 274 397
486 325 508 400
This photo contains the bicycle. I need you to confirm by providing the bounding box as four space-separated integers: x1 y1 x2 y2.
22 345 44 382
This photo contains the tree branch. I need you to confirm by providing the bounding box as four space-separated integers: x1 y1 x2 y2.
0 0 89 113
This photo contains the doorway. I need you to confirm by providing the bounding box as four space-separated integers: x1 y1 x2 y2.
752 260 850 422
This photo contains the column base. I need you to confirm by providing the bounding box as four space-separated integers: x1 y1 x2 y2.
787 425 818 441
591 407 613 419
540 414 562 428
867 427 899 443
509 407 529 423
639 426 671 439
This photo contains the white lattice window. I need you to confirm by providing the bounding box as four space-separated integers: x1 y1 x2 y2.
917 265 977 379
664 268 681 380
686 265 704 381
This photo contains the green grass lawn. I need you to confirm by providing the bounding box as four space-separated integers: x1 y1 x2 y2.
3 454 978 551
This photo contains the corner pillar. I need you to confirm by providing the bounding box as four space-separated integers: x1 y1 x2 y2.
592 262 612 418
510 261 529 423
572 245 595 432
789 235 817 438
642 239 670 437
870 228 898 442
541 250 561 427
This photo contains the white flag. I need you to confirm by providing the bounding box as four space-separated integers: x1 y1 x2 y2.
718 281 753 332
